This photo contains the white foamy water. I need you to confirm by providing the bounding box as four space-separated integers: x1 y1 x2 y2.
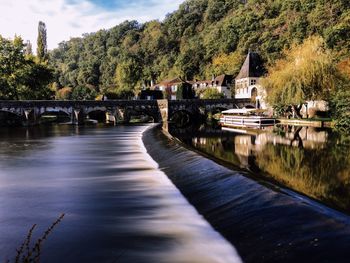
0 124 241 263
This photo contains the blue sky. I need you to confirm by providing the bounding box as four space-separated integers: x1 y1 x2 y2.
68 0 145 10
0 0 184 50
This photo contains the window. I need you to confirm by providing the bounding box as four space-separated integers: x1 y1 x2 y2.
171 85 177 92
250 79 256 86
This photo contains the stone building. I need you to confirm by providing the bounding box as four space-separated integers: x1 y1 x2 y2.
192 74 234 99
235 51 266 108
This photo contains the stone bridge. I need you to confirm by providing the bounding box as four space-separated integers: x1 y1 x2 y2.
0 99 252 126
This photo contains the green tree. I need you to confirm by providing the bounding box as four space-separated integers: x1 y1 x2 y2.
0 35 53 100
37 21 47 62
0 35 26 99
202 88 225 99
71 85 97 100
176 82 195 100
114 57 141 95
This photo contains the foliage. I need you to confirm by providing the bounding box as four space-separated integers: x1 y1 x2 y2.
71 85 97 100
264 36 338 106
209 51 244 77
202 87 225 99
48 0 350 98
37 21 47 62
176 82 195 100
7 214 65 263
330 87 350 131
0 35 53 100
55 87 72 100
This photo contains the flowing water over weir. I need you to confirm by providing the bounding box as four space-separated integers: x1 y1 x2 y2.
0 125 241 263
143 125 350 263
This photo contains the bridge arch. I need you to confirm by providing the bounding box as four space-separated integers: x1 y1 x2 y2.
169 109 193 127
0 110 23 126
124 108 158 123
87 110 107 123
38 110 71 123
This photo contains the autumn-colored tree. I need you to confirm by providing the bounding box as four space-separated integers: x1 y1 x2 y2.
264 36 338 118
337 57 350 78
56 87 72 100
210 51 244 77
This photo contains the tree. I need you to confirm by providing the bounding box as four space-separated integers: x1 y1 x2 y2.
25 40 33 56
0 35 53 100
71 85 97 100
202 88 225 99
0 35 26 99
176 82 195 99
264 36 338 118
37 21 47 62
210 51 244 76
56 87 72 100
114 57 141 96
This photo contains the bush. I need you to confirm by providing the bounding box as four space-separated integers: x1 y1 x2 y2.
202 88 224 99
330 88 350 131
55 87 72 100
71 85 97 100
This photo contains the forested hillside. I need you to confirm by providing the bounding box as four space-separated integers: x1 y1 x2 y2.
49 0 350 99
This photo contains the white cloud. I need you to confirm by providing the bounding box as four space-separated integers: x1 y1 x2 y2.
0 0 184 50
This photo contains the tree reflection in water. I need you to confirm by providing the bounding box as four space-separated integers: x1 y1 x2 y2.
170 124 350 214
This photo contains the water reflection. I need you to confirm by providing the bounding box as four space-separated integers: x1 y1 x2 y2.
170 124 350 214
0 124 241 263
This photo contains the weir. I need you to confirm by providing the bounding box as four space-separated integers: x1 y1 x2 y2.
143 125 350 263
0 99 252 126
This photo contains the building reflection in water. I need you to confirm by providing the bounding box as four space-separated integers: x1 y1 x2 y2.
172 124 350 214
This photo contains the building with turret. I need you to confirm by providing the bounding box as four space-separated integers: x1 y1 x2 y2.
235 51 266 108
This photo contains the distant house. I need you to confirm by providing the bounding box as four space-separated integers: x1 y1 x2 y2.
153 78 194 100
192 74 234 99
235 51 266 108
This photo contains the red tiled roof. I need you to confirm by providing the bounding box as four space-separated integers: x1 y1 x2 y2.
157 77 183 86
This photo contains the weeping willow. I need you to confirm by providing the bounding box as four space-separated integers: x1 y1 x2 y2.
264 36 338 107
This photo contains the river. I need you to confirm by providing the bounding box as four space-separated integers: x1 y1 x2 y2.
143 123 350 263
169 123 350 215
0 124 241 263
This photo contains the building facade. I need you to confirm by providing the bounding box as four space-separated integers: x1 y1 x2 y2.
192 74 234 99
235 52 266 108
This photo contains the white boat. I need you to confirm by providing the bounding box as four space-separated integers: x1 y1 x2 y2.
220 108 276 128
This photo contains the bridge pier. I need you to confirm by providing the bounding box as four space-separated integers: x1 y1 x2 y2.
72 109 85 125
157 100 169 122
106 109 117 125
23 108 40 126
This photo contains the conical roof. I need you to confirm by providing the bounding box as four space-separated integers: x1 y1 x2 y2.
236 52 266 80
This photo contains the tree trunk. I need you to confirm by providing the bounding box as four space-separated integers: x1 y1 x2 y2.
290 126 304 148
291 104 303 119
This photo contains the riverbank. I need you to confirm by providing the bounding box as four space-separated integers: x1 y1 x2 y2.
143 125 350 263
277 118 334 127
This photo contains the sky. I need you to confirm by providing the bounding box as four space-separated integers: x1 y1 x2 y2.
0 0 184 50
